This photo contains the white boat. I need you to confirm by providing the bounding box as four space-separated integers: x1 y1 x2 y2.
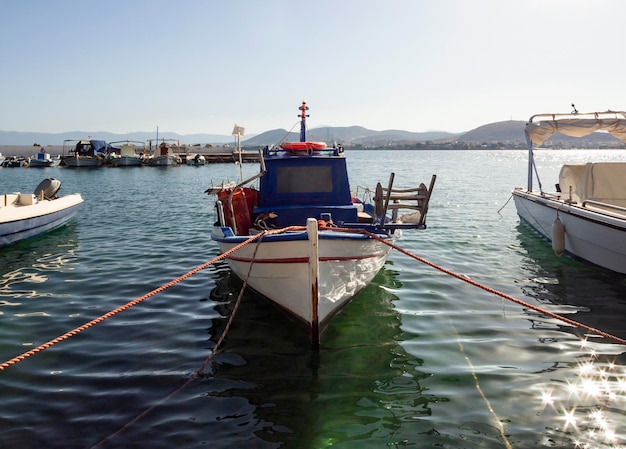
28 147 61 168
207 101 436 345
107 140 145 167
513 109 626 274
186 153 206 166
147 139 182 166
0 178 83 247
63 139 106 167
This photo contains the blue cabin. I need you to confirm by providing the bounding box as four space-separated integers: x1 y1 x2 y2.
253 151 358 228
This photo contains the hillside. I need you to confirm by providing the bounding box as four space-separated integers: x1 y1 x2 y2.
2 120 625 148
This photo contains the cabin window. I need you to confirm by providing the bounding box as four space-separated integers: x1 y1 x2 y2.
276 166 333 193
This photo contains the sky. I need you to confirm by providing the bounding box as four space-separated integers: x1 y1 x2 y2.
1 0 625 136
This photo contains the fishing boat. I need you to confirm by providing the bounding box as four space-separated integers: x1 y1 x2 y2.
107 140 145 167
512 109 626 274
0 178 83 247
63 139 107 167
146 139 182 166
207 101 436 345
28 147 61 168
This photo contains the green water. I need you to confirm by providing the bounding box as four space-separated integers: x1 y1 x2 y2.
1 150 625 448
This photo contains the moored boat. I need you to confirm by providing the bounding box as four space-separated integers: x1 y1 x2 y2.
512 109 626 273
28 146 61 168
0 178 83 247
186 153 206 166
147 139 182 166
207 101 436 345
63 139 107 167
107 140 145 167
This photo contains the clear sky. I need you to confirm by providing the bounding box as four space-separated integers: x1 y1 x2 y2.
1 0 623 136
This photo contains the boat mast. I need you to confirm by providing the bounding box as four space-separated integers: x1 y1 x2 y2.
299 100 309 142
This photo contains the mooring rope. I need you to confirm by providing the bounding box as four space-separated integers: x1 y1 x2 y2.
336 226 626 347
0 231 267 372
91 232 267 448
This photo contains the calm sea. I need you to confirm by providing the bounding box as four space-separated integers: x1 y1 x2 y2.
1 150 626 449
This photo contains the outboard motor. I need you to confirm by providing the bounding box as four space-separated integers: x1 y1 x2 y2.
34 178 62 200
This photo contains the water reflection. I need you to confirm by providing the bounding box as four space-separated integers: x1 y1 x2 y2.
207 265 448 448
514 224 626 448
515 223 626 341
0 223 79 306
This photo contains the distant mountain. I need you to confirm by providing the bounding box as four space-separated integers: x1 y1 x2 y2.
241 126 459 147
0 130 236 146
457 120 526 143
2 120 624 148
456 120 625 147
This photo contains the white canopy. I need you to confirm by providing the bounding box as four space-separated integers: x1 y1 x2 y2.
525 118 626 146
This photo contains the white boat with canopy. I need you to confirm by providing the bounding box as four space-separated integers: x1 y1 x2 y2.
513 109 626 273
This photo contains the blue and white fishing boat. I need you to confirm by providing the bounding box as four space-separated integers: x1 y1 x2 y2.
207 101 436 344
28 146 61 168
0 178 83 247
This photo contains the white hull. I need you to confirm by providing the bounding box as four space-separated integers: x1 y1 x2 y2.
110 156 142 167
513 189 626 273
28 159 60 168
186 154 206 165
148 155 180 166
214 227 393 331
0 193 83 247
64 156 101 167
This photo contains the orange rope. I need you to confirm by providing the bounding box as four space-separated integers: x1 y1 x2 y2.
91 232 268 448
334 226 626 347
0 231 267 372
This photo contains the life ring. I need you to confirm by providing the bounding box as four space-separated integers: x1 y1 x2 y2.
280 141 326 151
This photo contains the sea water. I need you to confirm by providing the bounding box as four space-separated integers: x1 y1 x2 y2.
1 150 626 448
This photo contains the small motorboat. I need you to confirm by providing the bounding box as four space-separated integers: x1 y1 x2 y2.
29 147 61 168
186 153 206 166
513 109 626 273
207 101 436 345
0 178 83 247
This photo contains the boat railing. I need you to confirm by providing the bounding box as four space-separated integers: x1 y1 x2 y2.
582 200 626 216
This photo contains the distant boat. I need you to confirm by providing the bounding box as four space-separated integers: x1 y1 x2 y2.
1 156 29 168
146 139 182 166
207 101 437 345
0 178 83 247
186 153 206 166
63 139 106 167
28 147 61 168
107 140 145 167
513 109 626 274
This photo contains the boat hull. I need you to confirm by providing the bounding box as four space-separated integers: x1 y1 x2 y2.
148 156 180 166
0 194 84 247
513 189 626 273
212 227 393 333
28 160 60 168
110 156 142 167
63 156 102 167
